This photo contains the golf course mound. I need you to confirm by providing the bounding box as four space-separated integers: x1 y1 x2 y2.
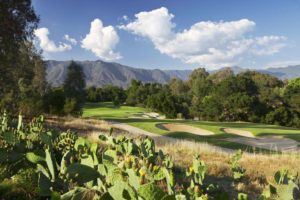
157 123 214 136
221 128 254 138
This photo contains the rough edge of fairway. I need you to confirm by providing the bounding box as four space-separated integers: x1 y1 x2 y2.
156 123 214 136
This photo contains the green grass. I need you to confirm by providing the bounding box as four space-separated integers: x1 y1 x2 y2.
82 102 300 152
83 102 148 119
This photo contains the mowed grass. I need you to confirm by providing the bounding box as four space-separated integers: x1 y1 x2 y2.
83 102 147 119
145 120 299 140
82 102 300 151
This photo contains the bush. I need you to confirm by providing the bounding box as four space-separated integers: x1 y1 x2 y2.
265 106 292 126
63 98 78 115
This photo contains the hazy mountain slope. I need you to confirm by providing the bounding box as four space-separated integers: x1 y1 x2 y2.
46 60 192 87
211 65 300 80
258 65 300 79
46 60 300 88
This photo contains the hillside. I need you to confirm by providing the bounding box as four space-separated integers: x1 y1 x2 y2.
259 65 300 79
46 60 300 87
46 60 191 87
211 65 300 79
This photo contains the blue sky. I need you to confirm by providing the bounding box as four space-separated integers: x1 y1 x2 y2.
32 0 300 70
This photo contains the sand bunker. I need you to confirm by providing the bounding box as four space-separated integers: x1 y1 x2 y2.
130 112 165 119
221 128 254 138
225 136 299 152
157 123 214 136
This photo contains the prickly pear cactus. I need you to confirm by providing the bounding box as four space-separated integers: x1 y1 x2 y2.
268 170 298 200
66 163 100 184
138 182 166 200
230 150 245 180
53 130 78 153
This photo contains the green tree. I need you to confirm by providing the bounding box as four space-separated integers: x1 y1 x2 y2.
17 43 47 115
187 68 212 118
63 61 86 116
126 80 142 105
284 78 300 127
284 78 300 113
240 71 284 112
0 0 45 114
86 86 97 102
208 68 234 84
169 78 189 96
146 91 177 118
265 106 292 126
188 68 212 98
43 87 65 115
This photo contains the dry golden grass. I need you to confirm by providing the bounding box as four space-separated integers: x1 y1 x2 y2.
45 116 112 133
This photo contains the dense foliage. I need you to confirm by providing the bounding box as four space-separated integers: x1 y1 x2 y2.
0 0 47 115
86 85 126 107
44 61 86 116
86 70 299 128
0 113 299 199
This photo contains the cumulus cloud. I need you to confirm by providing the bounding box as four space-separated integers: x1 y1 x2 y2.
121 7 286 68
81 18 121 61
34 28 72 53
64 34 77 45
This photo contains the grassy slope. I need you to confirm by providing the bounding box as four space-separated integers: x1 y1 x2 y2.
83 102 300 152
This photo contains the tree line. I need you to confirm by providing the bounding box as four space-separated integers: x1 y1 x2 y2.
86 69 300 128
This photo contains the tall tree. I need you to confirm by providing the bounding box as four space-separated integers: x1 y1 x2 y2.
0 0 45 114
208 68 234 84
17 43 47 115
63 61 86 116
169 78 189 96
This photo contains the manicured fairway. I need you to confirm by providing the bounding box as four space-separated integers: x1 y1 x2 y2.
83 102 300 152
83 102 147 119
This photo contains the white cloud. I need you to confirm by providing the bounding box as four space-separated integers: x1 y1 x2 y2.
34 28 72 53
121 7 286 68
64 34 77 45
120 7 175 45
81 18 121 61
122 15 129 21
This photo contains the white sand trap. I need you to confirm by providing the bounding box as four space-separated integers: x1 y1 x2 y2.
157 123 214 136
129 112 164 119
226 136 299 152
221 128 254 138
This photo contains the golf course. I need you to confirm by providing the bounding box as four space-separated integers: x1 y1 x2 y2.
83 102 300 152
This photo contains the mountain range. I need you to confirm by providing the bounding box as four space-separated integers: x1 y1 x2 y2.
46 60 300 88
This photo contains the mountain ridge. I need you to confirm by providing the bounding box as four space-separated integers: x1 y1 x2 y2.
46 60 300 87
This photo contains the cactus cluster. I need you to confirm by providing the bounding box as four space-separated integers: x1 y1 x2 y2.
0 113 299 200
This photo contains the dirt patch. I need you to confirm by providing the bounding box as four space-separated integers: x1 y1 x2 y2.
157 123 214 136
221 128 254 138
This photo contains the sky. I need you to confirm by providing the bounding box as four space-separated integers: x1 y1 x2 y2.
32 0 300 70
